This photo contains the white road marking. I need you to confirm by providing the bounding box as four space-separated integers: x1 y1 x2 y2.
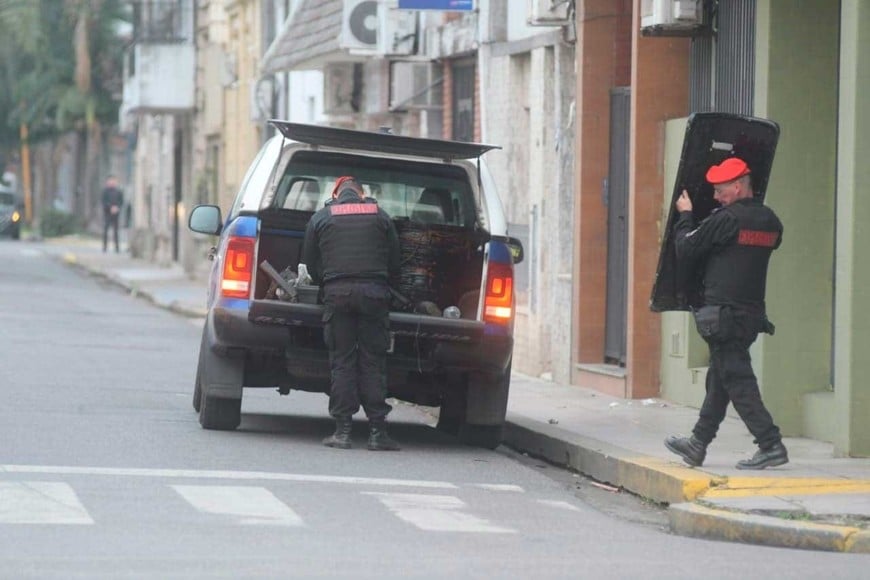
536 499 581 512
473 483 524 492
0 482 93 524
0 465 457 489
173 485 303 527
363 492 516 533
17 248 41 257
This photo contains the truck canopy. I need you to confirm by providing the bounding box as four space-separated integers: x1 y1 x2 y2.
270 121 500 161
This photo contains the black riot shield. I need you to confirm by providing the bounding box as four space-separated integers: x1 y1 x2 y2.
649 113 780 312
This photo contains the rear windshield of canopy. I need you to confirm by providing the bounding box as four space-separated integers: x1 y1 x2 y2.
274 151 479 228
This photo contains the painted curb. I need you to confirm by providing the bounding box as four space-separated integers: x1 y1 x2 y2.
504 414 714 504
847 530 870 554
57 254 207 319
670 502 868 553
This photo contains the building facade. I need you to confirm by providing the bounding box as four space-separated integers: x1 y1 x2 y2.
573 0 869 455
120 0 869 455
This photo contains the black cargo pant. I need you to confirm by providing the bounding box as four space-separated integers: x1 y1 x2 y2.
322 279 392 421
103 212 120 252
692 308 782 450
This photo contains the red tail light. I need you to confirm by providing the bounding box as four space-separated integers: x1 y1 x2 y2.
221 236 255 299
484 261 514 324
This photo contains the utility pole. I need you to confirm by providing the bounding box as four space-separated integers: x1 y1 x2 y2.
20 122 32 223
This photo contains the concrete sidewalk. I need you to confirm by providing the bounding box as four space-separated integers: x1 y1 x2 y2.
38 234 870 554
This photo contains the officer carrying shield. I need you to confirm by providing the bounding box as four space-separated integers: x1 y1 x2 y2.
302 176 401 451
664 157 788 470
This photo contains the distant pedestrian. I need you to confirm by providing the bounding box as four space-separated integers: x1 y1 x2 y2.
664 157 788 470
302 176 401 451
101 176 123 253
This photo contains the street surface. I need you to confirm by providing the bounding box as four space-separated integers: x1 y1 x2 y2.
0 239 866 579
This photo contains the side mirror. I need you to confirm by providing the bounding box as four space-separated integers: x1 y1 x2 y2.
188 205 222 235
506 236 524 264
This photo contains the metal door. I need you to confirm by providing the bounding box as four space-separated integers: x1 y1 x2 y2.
604 88 630 365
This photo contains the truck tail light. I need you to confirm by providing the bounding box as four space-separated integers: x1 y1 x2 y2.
221 236 255 299
484 261 513 324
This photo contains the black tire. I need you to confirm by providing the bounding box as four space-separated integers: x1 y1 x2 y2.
192 329 207 412
436 380 467 436
458 424 503 449
193 365 203 412
199 393 241 430
196 321 244 430
459 362 512 449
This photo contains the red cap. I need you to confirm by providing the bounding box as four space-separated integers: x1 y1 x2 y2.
331 176 359 198
705 157 751 184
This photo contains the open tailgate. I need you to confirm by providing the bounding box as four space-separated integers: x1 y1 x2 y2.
249 299 484 343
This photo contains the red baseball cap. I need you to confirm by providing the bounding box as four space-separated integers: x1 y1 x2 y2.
705 157 751 184
331 175 360 198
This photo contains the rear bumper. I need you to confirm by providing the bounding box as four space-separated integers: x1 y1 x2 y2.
208 301 513 376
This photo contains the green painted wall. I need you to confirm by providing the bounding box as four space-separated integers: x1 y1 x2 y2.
658 1 868 454
754 0 840 436
833 0 870 456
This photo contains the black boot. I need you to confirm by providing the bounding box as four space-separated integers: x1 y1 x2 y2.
367 420 400 451
664 435 707 467
323 417 352 449
736 441 788 470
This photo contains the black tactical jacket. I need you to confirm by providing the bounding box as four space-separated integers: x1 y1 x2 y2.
674 197 783 315
302 190 400 285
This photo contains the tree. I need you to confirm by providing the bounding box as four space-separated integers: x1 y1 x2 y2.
0 0 127 227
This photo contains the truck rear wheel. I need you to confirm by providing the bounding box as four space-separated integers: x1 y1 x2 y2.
199 393 242 431
458 424 503 449
192 329 207 412
197 327 244 431
436 380 467 436
455 363 511 449
193 367 203 412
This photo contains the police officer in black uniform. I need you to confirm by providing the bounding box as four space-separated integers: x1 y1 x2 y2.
303 176 401 451
664 157 788 470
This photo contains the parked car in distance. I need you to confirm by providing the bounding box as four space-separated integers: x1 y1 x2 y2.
188 122 523 448
0 187 22 240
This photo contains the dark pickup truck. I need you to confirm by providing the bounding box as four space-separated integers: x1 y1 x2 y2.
188 122 523 448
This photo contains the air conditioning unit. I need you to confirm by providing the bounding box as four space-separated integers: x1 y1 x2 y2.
341 0 379 55
390 61 441 111
324 63 358 115
528 0 571 27
379 1 418 56
641 0 702 34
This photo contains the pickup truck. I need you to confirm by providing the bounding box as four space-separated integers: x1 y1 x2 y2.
188 122 523 448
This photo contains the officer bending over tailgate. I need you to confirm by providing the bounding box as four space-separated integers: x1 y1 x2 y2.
665 157 788 470
303 176 401 451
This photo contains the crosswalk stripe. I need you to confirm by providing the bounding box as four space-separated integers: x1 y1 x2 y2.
473 483 524 492
363 492 516 533
0 482 93 525
536 499 581 512
1 465 457 489
173 485 304 527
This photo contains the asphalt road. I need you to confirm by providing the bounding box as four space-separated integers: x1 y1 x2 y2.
0 239 865 579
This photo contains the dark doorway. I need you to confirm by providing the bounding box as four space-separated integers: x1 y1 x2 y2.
604 88 630 365
451 60 475 142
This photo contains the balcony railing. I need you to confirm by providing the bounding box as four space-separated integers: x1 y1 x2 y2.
130 0 192 43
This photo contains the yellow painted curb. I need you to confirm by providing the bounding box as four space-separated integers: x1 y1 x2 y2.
623 456 718 502
704 477 870 499
670 502 863 552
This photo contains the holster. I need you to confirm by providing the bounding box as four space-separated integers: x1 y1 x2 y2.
692 305 734 341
